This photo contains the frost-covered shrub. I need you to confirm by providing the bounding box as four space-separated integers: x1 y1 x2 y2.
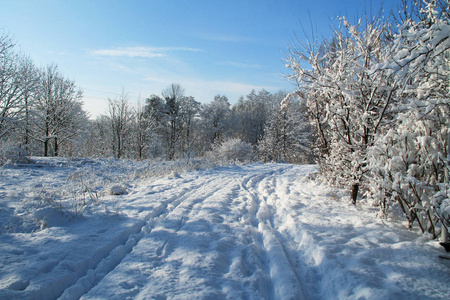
0 144 30 165
434 188 450 231
287 15 396 203
286 0 450 236
208 138 254 164
368 112 448 236
367 3 450 236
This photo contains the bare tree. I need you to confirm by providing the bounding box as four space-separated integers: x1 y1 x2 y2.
0 35 39 141
133 99 150 160
30 64 86 156
17 56 40 147
107 91 133 159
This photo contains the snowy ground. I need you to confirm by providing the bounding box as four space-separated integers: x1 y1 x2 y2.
0 158 449 299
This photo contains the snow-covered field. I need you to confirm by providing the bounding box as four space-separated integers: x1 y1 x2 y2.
0 158 449 300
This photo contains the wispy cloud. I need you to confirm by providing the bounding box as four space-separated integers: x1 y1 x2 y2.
217 61 262 69
89 46 202 58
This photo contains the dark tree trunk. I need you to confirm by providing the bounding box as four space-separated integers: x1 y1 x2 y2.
351 183 359 205
44 119 50 157
54 137 58 156
44 140 48 157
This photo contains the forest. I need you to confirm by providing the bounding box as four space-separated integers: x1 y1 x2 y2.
1 0 449 238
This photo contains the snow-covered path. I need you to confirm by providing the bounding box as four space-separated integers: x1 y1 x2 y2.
65 164 310 299
1 162 449 299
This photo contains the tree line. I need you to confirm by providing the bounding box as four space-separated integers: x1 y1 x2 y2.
0 34 312 164
87 85 312 164
286 0 449 236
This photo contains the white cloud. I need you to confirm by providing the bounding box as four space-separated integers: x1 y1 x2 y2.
89 46 202 58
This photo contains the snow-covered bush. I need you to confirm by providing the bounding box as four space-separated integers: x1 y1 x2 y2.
287 15 396 203
368 3 450 236
368 112 448 235
208 138 254 164
434 188 450 231
0 144 30 165
287 0 449 236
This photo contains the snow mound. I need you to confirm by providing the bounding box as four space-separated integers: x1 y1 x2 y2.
108 185 128 195
32 208 74 229
166 171 181 179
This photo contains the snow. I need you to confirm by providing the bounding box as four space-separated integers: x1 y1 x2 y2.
1 158 449 299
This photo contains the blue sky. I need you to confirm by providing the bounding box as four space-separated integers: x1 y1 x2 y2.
0 0 398 117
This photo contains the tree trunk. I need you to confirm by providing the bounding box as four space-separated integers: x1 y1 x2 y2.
44 139 49 157
351 183 359 205
54 137 58 157
44 120 50 157
169 119 176 160
117 135 121 159
25 96 29 146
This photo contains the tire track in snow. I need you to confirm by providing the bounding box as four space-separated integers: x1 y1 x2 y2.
58 176 218 300
265 173 311 299
267 166 324 299
59 164 307 299
241 167 307 300
239 173 275 299
113 175 244 299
